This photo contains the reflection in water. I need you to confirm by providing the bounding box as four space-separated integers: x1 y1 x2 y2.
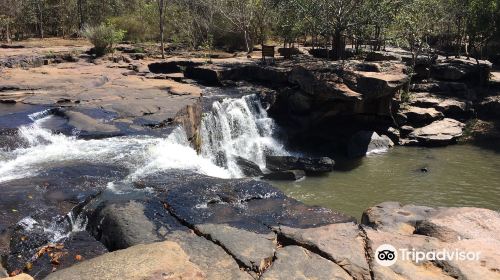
271 145 500 219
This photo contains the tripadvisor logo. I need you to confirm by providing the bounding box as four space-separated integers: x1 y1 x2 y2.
375 244 397 266
375 244 481 267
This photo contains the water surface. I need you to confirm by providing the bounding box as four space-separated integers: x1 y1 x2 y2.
271 145 500 219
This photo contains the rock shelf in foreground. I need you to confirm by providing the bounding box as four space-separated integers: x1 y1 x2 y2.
2 170 499 280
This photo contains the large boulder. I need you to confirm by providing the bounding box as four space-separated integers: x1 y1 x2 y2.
262 170 306 181
410 82 469 98
348 131 394 158
409 93 469 119
265 156 335 174
0 164 127 259
409 118 465 146
477 95 500 119
365 51 401 62
234 156 264 177
431 58 492 84
288 65 362 101
401 106 444 126
44 241 206 280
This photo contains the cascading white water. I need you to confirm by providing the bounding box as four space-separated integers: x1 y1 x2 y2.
200 94 288 177
0 94 285 182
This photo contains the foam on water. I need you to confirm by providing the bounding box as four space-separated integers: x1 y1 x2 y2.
200 94 288 177
0 95 283 182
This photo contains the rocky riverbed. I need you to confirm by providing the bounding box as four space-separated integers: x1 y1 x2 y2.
1 43 499 279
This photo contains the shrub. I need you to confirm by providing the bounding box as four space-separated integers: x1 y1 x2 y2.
83 23 126 56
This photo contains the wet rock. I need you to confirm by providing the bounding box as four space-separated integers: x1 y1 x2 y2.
265 156 334 174
234 156 263 177
262 170 305 181
195 223 276 273
0 128 26 151
409 118 465 146
383 127 400 143
83 187 252 279
260 245 353 280
84 192 188 251
44 241 205 280
159 171 355 232
0 164 127 258
401 106 444 126
24 231 108 279
361 202 437 235
63 110 120 136
477 95 500 119
276 223 371 280
348 131 394 158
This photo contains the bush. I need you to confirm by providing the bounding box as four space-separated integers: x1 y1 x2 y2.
108 16 156 42
83 23 126 56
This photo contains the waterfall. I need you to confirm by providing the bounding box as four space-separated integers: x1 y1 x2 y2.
0 94 286 182
200 94 288 177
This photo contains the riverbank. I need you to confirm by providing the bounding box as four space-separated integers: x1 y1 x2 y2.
1 40 499 279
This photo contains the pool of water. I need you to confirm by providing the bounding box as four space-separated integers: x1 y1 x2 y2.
271 145 500 220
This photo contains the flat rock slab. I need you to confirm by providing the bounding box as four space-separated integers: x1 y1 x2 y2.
167 231 254 280
261 245 353 280
402 106 444 126
276 223 371 280
196 223 277 272
415 207 500 242
363 202 500 280
43 241 206 280
409 118 465 146
361 201 437 234
364 228 454 280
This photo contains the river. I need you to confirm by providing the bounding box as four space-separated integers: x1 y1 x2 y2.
271 145 500 219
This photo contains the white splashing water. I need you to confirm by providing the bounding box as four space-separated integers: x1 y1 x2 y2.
200 94 288 177
0 95 284 182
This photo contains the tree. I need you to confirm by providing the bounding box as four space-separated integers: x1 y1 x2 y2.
157 0 167 58
392 0 442 69
212 0 261 53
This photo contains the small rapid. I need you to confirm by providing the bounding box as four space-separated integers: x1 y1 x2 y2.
0 95 287 183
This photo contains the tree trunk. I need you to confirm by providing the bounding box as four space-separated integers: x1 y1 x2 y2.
333 29 344 60
78 0 84 31
243 29 250 53
6 22 11 44
158 0 165 59
37 0 44 39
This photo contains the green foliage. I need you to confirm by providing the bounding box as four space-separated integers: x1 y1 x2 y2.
83 23 126 56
